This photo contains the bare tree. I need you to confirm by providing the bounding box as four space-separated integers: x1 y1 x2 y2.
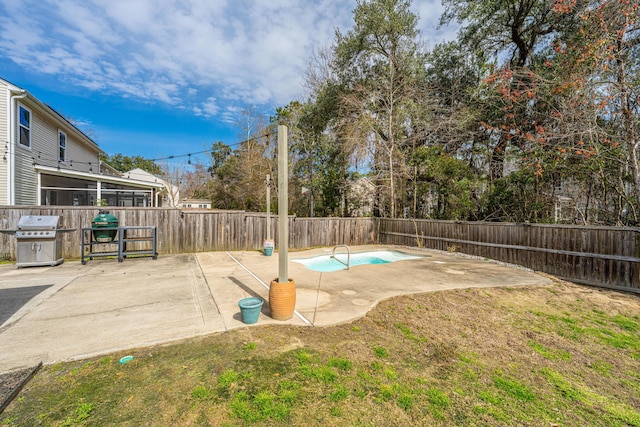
157 161 185 207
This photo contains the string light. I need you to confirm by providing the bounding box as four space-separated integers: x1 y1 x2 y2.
148 131 275 163
5 130 277 171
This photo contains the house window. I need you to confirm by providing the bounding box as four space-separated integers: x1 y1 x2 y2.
18 105 31 148
58 130 66 161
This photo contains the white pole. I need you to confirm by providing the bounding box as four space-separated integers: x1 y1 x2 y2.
278 125 288 283
266 174 271 240
36 172 41 205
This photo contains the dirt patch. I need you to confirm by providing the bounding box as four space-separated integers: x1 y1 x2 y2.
0 364 41 414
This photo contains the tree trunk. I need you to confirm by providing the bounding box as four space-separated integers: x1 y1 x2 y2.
617 48 640 222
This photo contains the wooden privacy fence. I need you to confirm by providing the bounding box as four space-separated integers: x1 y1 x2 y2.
0 207 377 260
179 212 376 252
1 207 639 293
377 219 640 294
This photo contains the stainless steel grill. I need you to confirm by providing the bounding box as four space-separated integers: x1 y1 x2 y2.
14 215 67 267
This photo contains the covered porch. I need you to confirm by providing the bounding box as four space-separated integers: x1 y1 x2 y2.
35 165 165 207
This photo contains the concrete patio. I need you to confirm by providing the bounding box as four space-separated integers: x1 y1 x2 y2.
0 245 552 373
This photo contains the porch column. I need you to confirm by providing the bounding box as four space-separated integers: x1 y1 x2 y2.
36 172 42 205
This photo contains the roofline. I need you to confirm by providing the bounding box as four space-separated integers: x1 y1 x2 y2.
2 76 104 154
35 165 165 189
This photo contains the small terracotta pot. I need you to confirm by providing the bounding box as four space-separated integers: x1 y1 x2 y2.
269 278 296 320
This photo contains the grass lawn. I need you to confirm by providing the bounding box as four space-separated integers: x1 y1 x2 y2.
2 277 639 426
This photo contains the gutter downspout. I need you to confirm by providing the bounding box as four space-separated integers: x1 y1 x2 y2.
8 89 27 205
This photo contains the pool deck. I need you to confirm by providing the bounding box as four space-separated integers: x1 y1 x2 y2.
0 245 552 373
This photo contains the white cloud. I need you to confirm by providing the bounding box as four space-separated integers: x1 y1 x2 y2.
221 105 242 125
193 97 219 117
0 0 456 121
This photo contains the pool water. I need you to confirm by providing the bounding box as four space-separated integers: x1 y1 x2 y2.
292 250 425 272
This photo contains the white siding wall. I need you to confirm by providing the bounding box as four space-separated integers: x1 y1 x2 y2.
30 110 58 167
14 142 36 204
66 134 100 171
29 109 98 171
14 104 49 204
13 99 102 205
0 76 108 206
0 82 7 204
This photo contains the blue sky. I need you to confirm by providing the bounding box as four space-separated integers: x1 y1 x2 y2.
0 0 456 169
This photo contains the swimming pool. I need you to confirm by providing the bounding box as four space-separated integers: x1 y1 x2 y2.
292 250 425 272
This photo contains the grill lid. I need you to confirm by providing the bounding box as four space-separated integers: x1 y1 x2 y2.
17 215 61 230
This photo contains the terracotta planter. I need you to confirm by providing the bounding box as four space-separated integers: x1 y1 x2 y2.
269 278 296 320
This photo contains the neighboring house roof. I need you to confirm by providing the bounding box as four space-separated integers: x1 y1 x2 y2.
123 169 182 207
125 168 178 198
352 176 375 190
124 168 163 183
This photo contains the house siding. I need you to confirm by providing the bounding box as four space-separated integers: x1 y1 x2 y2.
31 110 58 167
11 98 102 205
1 77 164 207
0 82 8 204
14 103 49 205
66 136 99 172
28 108 99 172
14 143 36 204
